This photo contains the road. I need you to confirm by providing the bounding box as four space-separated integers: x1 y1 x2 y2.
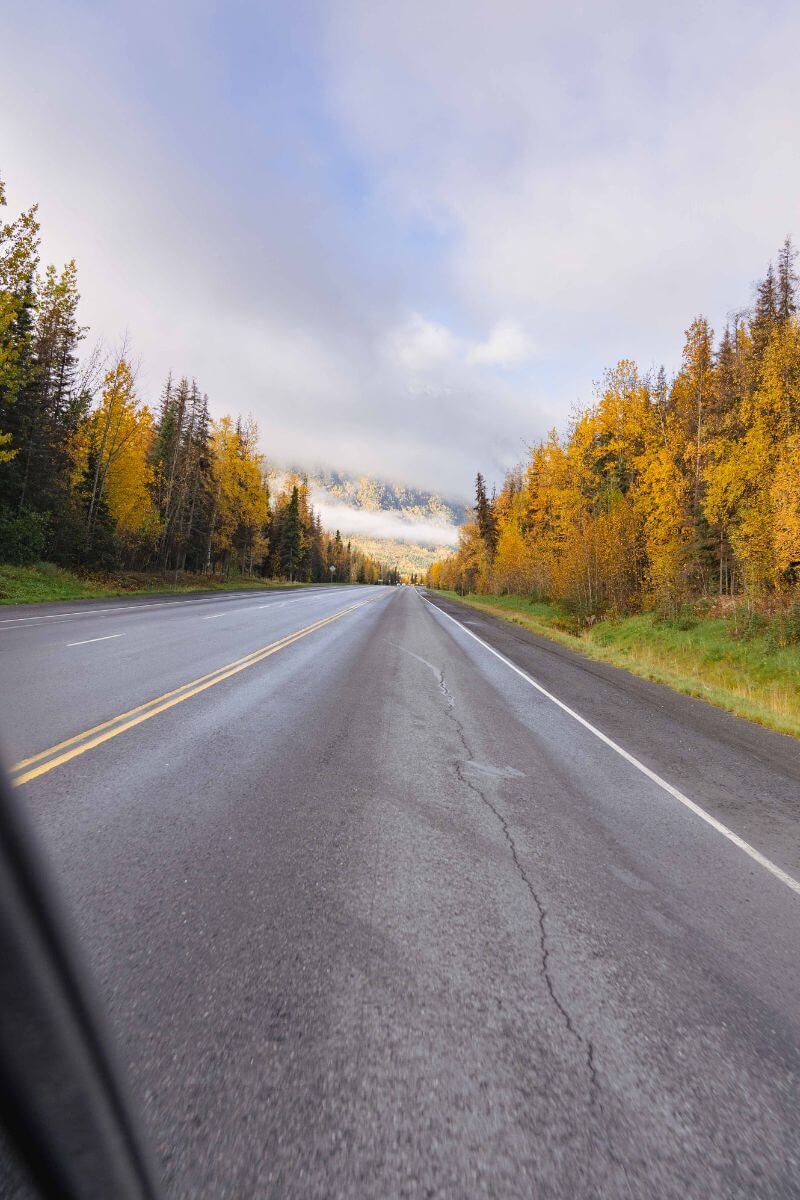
1 583 799 1198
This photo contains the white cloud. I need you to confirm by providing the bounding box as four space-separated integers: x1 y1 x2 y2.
467 321 533 368
387 314 461 371
387 314 534 373
311 499 461 547
326 0 800 369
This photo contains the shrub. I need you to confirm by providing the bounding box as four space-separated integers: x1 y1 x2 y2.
0 508 51 565
775 596 800 647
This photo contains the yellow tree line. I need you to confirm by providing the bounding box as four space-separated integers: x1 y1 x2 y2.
430 288 800 614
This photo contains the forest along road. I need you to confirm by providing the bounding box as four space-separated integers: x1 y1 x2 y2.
1 583 800 1199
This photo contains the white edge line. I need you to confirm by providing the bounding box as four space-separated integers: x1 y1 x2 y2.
67 634 124 647
422 594 800 898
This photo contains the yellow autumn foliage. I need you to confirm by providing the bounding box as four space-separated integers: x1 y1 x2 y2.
430 291 800 611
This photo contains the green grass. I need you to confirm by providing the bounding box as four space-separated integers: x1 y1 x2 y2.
435 590 800 739
0 562 314 606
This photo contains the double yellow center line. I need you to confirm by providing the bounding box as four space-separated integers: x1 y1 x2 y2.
11 597 377 788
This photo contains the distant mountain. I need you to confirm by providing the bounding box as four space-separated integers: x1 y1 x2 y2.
308 469 470 526
273 468 468 577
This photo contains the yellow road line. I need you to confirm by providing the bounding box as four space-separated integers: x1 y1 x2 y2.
11 598 376 787
13 603 362 772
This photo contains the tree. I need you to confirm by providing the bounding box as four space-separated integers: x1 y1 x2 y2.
203 416 268 575
14 261 89 524
772 435 800 581
752 263 778 362
81 353 141 554
0 175 39 492
280 486 302 580
474 472 497 556
777 237 798 323
77 444 118 568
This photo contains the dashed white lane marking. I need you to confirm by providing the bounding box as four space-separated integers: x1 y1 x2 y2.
423 595 800 898
67 634 124 647
0 587 354 627
2 593 267 625
202 598 315 618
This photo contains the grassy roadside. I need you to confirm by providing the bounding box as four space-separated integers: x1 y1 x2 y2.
0 562 315 606
433 590 800 740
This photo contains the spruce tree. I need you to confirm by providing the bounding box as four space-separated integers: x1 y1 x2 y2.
180 387 214 571
280 485 302 580
3 256 88 532
0 178 39 510
776 236 798 323
752 262 778 360
475 472 498 554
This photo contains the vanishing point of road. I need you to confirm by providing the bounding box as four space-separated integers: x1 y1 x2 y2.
1 583 799 1198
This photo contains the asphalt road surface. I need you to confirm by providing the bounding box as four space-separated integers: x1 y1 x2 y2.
1 583 799 1198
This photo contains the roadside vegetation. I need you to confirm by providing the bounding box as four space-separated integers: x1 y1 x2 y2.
436 590 800 738
0 563 319 606
0 171 385 587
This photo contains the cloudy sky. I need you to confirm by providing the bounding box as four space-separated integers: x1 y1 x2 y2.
3 0 800 500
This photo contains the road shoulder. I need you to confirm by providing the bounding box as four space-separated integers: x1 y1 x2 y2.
423 589 800 884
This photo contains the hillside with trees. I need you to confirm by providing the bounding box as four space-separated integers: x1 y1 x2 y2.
309 470 469 525
0 173 383 588
274 469 467 577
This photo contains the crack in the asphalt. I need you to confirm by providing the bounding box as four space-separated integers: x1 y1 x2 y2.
436 664 600 1108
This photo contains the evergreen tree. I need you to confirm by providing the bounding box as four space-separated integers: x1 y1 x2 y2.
475 472 498 554
280 485 302 580
777 237 798 323
77 444 118 568
0 197 89 551
0 176 39 505
179 387 214 571
308 509 324 581
752 263 778 360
